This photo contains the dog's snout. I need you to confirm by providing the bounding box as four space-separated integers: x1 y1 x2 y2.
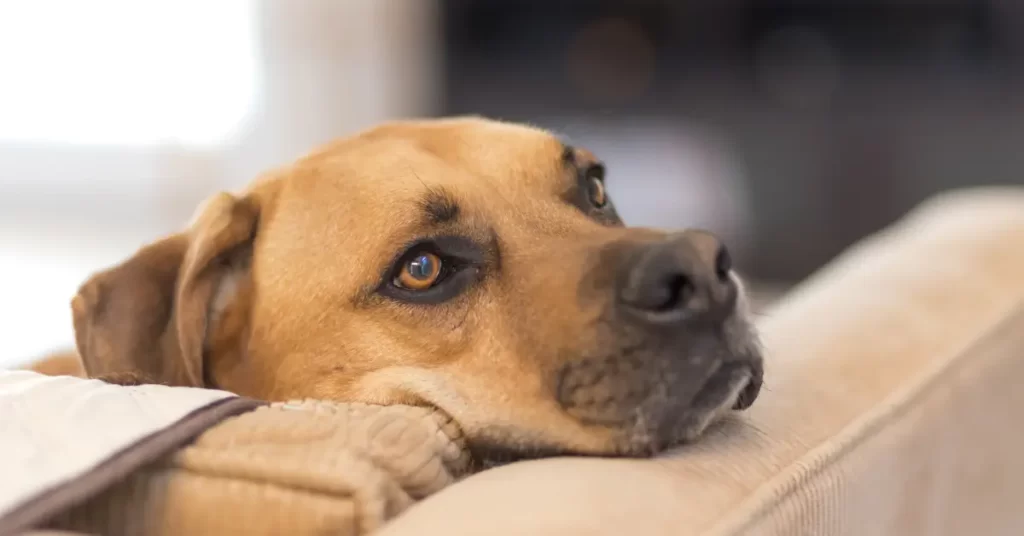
618 230 736 325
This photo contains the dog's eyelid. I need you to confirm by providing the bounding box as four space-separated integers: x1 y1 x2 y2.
386 237 480 276
559 142 606 178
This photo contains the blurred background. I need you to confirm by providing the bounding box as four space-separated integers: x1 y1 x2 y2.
2 0 1023 366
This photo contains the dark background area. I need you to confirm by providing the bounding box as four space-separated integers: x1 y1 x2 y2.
439 0 1024 281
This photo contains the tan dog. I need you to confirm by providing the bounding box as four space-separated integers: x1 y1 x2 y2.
32 117 763 460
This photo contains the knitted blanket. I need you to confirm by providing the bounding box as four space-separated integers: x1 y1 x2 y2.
0 371 469 536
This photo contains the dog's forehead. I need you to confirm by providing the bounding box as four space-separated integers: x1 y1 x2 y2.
370 117 577 192
261 118 603 233
254 118 598 279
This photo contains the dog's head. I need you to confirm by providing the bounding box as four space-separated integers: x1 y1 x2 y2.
71 117 763 459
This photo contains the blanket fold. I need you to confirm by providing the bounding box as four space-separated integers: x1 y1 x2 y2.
0 371 261 536
14 392 469 536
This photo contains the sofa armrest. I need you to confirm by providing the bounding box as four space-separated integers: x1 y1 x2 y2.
379 187 1024 536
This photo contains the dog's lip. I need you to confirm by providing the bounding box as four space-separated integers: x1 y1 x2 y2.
686 360 760 413
732 364 763 410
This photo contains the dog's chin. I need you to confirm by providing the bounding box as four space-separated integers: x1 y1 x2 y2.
657 360 761 444
593 359 760 457
463 360 762 468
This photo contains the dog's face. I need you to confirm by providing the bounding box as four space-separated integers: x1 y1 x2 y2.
71 117 763 459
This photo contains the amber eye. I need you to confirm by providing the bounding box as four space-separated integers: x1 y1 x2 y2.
587 174 607 208
395 252 443 290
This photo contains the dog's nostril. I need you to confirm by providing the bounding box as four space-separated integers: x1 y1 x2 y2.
618 233 738 323
714 246 732 282
651 274 692 312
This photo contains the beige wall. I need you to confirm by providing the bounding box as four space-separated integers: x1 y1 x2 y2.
0 0 442 364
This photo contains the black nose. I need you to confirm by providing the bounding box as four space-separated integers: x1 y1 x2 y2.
617 230 737 325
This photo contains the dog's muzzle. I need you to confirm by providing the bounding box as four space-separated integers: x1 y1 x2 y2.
557 230 763 449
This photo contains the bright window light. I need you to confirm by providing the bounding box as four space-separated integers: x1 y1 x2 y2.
0 1 257 146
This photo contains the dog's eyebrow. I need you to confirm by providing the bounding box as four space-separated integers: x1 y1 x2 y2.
560 143 577 168
560 142 603 172
419 187 460 225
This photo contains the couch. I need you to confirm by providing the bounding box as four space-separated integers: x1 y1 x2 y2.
2 186 1022 536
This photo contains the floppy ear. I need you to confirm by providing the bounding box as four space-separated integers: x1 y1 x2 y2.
71 192 259 387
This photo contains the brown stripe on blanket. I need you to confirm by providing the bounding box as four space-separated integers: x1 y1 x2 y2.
0 397 265 536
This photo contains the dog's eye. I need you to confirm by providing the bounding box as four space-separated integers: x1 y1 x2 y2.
379 236 484 304
394 252 443 290
586 169 607 208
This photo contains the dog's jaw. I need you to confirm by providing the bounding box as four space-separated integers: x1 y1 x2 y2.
550 306 764 457
399 292 762 463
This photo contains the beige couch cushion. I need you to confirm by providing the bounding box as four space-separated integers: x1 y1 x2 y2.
379 187 1024 536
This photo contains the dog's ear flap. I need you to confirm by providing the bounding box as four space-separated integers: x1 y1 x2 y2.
72 192 259 386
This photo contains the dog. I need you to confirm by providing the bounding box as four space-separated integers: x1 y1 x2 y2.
29 117 763 460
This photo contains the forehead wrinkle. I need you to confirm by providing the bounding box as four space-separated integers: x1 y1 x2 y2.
483 138 578 205
332 128 576 243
